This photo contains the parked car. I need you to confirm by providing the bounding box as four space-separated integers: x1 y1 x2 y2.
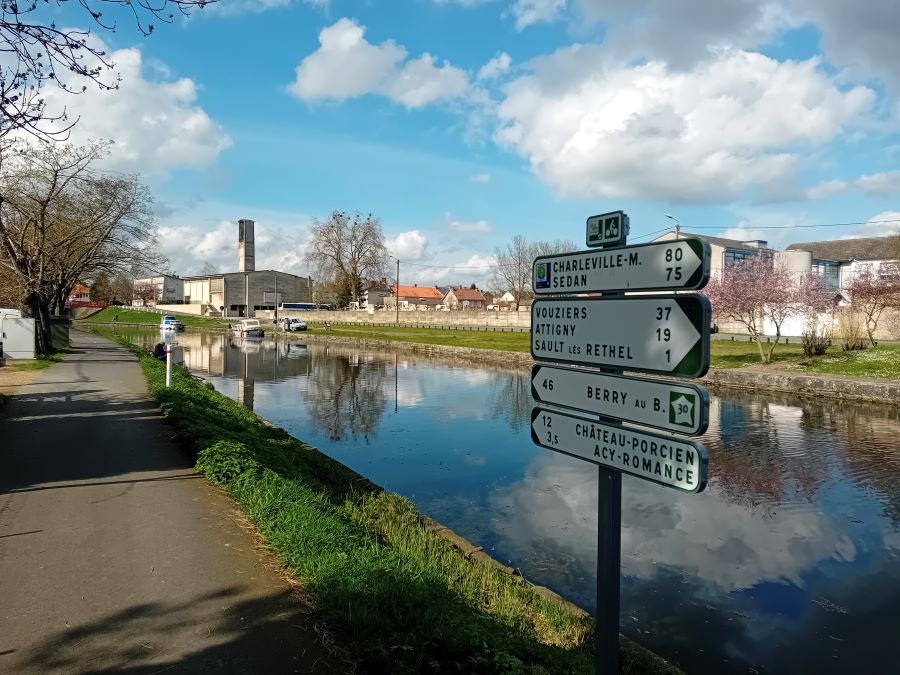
159 315 185 332
282 317 308 332
232 318 264 337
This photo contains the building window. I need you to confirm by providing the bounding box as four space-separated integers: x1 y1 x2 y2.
723 248 757 267
811 259 840 290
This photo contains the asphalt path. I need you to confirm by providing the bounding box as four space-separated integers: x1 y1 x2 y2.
0 332 346 674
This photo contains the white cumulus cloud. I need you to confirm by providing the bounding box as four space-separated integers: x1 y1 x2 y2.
443 212 492 234
386 230 430 260
478 52 512 80
37 41 230 174
495 47 874 202
806 170 900 200
509 0 567 30
289 18 472 108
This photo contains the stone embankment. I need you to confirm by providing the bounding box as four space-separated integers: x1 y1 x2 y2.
300 334 900 405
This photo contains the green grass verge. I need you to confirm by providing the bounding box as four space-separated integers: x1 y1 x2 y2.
8 348 69 371
707 339 840 369
99 328 679 675
84 307 227 329
791 344 900 379
305 322 533 352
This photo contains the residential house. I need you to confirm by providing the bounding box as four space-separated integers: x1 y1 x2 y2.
443 286 487 310
496 290 532 310
386 284 444 310
68 283 91 303
132 275 184 306
362 280 392 309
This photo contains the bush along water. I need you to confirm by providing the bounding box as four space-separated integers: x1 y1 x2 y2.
123 336 678 675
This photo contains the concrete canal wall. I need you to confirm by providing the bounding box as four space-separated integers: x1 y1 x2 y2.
299 333 900 405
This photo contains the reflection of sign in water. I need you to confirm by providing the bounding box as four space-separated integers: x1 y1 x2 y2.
531 407 708 493
531 364 708 435
532 238 710 295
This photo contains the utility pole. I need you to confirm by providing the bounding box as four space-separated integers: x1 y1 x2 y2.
395 258 400 325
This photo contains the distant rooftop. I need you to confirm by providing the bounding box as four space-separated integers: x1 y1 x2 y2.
392 284 443 300
785 237 896 262
656 230 772 251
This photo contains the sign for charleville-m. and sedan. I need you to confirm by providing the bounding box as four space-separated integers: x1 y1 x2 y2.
533 237 711 295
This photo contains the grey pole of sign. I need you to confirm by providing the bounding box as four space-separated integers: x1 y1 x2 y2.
530 210 711 674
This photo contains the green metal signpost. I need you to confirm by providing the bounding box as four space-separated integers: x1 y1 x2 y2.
529 211 711 674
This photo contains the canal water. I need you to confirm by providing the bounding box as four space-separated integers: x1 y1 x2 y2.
114 327 900 674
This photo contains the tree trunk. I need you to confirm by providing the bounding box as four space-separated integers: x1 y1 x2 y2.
25 293 51 355
755 335 770 364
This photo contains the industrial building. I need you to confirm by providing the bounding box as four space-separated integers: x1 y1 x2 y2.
135 219 314 318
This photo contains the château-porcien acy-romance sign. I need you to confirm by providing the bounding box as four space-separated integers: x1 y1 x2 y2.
528 210 712 675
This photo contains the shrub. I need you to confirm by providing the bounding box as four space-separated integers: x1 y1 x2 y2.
836 310 867 351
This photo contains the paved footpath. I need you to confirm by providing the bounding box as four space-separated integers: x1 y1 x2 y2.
0 332 347 674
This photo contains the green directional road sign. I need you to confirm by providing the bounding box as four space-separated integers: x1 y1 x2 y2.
531 406 709 493
533 238 711 295
531 295 711 378
531 364 709 435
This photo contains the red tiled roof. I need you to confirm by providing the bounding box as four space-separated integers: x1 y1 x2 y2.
391 285 443 300
449 287 486 301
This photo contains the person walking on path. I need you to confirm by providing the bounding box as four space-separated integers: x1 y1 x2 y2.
0 332 346 673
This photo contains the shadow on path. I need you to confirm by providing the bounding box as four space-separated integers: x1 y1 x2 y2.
7 587 349 674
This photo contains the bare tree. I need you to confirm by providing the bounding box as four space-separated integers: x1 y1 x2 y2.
304 211 388 309
531 239 577 257
0 140 160 352
110 271 134 303
491 235 531 310
1 0 217 139
491 236 577 309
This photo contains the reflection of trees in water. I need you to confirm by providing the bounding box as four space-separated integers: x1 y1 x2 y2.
704 391 900 522
832 406 900 524
488 371 532 432
301 350 387 443
704 394 833 514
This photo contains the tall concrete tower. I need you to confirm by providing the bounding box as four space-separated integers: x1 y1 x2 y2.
238 219 255 272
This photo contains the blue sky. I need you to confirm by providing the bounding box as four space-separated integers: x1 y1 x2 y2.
44 0 900 285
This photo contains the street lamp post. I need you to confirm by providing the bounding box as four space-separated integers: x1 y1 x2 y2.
665 213 681 239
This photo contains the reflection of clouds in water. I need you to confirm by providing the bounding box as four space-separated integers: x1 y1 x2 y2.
459 370 493 386
885 530 900 551
492 452 859 594
387 377 425 407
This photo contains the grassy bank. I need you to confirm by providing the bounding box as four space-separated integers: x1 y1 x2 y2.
86 307 227 329
793 345 900 379
107 332 676 675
